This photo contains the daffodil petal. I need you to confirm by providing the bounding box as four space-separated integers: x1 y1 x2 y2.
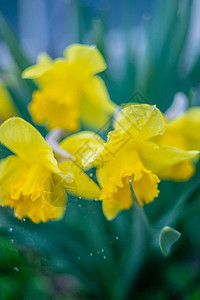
29 89 80 131
140 141 199 180
97 146 160 220
0 155 25 205
80 76 117 130
96 166 106 188
101 170 159 220
64 44 106 75
183 107 200 142
156 160 195 181
58 160 101 199
157 107 200 153
0 156 67 223
0 83 17 121
0 117 59 173
114 104 165 140
22 53 52 79
102 176 133 220
8 176 67 223
131 171 160 206
60 131 105 168
96 143 148 188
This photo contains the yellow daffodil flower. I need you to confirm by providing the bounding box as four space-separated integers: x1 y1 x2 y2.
154 107 200 180
22 44 117 131
0 83 17 122
61 104 199 220
0 118 100 223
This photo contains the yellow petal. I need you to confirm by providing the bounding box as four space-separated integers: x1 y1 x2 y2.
114 104 165 141
0 83 17 121
80 76 117 130
58 160 101 199
160 107 200 151
0 117 59 173
155 114 188 150
65 44 106 76
0 157 67 223
101 176 133 220
22 53 52 79
131 171 160 206
0 156 25 205
157 125 187 149
8 170 67 223
139 141 199 180
60 131 105 168
156 160 195 181
181 107 200 146
96 147 160 220
97 147 147 188
100 169 159 220
29 89 80 131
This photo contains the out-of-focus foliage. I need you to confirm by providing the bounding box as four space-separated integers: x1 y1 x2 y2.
0 0 200 299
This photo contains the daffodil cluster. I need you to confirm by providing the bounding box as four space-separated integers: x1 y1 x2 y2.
0 43 200 223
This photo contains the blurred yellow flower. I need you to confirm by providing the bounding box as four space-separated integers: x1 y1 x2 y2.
161 107 200 150
0 118 100 223
0 83 17 122
60 104 199 220
155 107 200 180
22 44 117 131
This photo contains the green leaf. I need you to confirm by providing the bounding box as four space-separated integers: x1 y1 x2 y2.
159 226 181 257
0 13 30 71
0 13 37 93
188 88 196 108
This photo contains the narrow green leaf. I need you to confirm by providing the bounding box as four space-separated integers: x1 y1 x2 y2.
159 226 181 257
0 13 37 93
0 13 30 71
188 88 196 108
91 18 105 58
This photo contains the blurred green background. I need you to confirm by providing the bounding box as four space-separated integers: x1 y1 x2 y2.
0 0 200 299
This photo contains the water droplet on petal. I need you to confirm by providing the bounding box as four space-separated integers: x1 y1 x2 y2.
65 174 74 183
